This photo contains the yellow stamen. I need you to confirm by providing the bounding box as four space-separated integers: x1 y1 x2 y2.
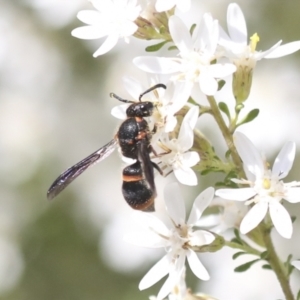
250 33 260 52
263 178 271 189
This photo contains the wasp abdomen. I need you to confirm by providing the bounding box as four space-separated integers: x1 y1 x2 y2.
122 162 155 212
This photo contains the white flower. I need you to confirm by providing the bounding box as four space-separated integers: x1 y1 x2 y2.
71 0 141 57
197 198 248 234
149 266 187 300
134 15 236 96
155 0 191 13
292 260 300 270
111 76 191 138
125 182 215 300
157 106 200 186
219 3 300 69
216 132 300 239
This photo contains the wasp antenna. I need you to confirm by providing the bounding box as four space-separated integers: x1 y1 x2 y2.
138 83 167 102
110 93 134 104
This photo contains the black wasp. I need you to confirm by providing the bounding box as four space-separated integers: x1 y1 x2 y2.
47 84 166 212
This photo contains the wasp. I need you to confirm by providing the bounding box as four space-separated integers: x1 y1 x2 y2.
47 84 166 212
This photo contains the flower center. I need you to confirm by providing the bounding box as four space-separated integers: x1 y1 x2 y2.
172 51 211 82
253 173 285 203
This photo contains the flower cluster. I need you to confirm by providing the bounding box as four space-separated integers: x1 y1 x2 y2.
216 132 300 238
71 1 300 299
125 182 215 300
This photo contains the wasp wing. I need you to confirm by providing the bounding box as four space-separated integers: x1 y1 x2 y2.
47 138 118 200
137 140 156 194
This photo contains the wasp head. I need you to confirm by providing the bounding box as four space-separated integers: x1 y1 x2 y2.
126 101 154 118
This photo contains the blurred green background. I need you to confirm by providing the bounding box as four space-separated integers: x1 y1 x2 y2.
1 0 300 299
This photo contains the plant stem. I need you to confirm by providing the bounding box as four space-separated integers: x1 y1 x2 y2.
206 95 244 177
207 94 295 300
260 223 295 300
225 240 261 256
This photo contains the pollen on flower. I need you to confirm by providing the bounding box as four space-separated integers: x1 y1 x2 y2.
263 178 271 189
250 33 260 52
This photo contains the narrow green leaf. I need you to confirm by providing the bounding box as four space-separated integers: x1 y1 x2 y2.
237 109 259 127
261 264 272 270
234 228 241 240
146 41 169 52
292 216 297 223
217 80 226 91
168 45 178 51
297 290 300 300
190 24 196 35
218 102 231 120
260 251 268 259
232 252 246 260
234 259 260 272
231 238 243 246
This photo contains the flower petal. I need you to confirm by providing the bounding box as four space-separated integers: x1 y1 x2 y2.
157 273 179 300
181 105 199 131
189 230 215 246
164 182 186 224
284 187 300 203
292 260 300 270
177 122 194 151
187 250 209 280
133 57 180 74
174 167 198 186
169 16 193 54
139 255 170 290
269 202 293 239
131 211 170 238
77 10 103 25
226 3 247 45
122 76 144 99
254 40 282 60
209 63 237 77
234 132 264 180
111 104 128 119
272 142 295 179
240 202 268 234
181 152 200 167
215 187 256 201
199 72 218 96
71 25 107 40
188 187 215 225
264 41 300 59
155 0 175 12
93 33 119 56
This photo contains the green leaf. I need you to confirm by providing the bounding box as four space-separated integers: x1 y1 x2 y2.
217 80 226 91
232 252 246 260
146 40 169 52
237 109 259 127
260 251 268 259
190 24 196 35
168 45 178 51
292 215 297 223
234 228 241 240
230 238 243 246
218 102 231 120
234 259 260 272
261 264 272 270
297 290 300 300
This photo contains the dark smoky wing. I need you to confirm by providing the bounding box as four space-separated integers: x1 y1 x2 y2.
47 139 118 200
137 140 155 193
